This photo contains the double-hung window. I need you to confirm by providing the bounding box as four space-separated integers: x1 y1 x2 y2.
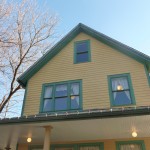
108 73 135 106
74 40 91 63
116 140 146 150
41 80 82 112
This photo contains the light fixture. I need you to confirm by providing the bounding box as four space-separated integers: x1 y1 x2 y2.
27 137 32 143
117 84 123 91
71 95 75 100
132 131 137 137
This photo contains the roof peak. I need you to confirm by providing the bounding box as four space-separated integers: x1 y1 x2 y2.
17 23 150 87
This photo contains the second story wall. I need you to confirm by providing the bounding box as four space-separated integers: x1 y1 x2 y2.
23 32 150 116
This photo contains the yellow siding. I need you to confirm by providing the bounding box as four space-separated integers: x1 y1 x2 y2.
18 137 150 150
23 32 150 116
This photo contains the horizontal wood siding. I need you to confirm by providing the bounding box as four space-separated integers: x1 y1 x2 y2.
18 137 150 150
23 33 150 115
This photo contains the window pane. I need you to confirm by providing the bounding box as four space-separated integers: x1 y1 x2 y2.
76 53 88 63
120 144 141 150
55 97 68 110
44 86 53 98
71 83 79 95
113 91 131 105
71 96 80 109
112 77 129 91
79 146 100 150
43 99 53 112
55 84 67 97
76 42 88 53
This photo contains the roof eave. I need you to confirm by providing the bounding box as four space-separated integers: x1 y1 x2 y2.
0 106 150 125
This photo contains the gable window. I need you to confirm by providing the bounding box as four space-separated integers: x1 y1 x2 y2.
116 140 146 150
40 80 82 112
108 73 135 106
74 40 91 63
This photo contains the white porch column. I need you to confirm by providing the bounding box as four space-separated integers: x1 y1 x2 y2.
43 126 53 150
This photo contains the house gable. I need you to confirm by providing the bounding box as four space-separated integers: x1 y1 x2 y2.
17 23 150 87
22 32 150 116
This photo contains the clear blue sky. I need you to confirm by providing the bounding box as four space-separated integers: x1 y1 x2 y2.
41 0 150 56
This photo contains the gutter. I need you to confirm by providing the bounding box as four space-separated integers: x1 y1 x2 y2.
0 106 150 125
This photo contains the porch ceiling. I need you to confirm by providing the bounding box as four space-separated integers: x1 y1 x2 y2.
0 115 150 149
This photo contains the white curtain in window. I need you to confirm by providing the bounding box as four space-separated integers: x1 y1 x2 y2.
71 83 79 95
112 77 130 99
80 146 100 150
120 144 141 150
44 86 53 98
56 84 67 92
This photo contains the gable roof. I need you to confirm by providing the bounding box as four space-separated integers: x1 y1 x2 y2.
17 23 150 87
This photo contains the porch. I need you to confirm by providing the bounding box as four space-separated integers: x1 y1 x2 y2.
0 107 150 150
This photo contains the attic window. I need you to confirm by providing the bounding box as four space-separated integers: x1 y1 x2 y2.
74 40 91 63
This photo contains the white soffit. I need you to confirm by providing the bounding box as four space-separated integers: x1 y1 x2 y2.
0 115 150 148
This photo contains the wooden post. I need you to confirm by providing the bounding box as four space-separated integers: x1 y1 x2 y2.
5 147 11 150
43 126 52 150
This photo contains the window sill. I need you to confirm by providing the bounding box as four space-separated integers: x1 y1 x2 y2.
74 60 91 64
110 103 136 108
39 108 83 114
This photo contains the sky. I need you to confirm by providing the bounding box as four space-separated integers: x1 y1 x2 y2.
40 0 150 56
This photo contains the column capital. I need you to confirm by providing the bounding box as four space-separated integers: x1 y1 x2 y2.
43 125 53 130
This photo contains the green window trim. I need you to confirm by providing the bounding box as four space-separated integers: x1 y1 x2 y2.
108 73 136 107
40 80 82 113
144 64 150 87
74 40 91 64
21 82 28 116
28 142 104 150
116 140 146 150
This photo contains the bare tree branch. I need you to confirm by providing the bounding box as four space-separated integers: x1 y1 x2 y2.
0 0 59 117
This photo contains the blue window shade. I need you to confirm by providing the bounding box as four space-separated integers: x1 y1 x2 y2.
76 42 88 53
76 53 89 63
55 97 68 110
40 80 82 113
74 40 91 63
113 91 132 105
55 84 67 97
43 99 53 112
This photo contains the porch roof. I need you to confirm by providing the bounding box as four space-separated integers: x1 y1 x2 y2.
1 107 150 149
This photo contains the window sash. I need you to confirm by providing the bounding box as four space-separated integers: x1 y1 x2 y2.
41 81 81 112
74 40 90 63
120 144 142 150
108 73 135 106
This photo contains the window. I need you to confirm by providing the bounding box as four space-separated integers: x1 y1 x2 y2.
144 65 150 87
30 143 104 150
78 143 104 150
40 80 82 112
108 73 135 106
116 140 146 150
74 40 91 63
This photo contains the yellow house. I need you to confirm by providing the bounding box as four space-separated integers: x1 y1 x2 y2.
0 23 150 150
